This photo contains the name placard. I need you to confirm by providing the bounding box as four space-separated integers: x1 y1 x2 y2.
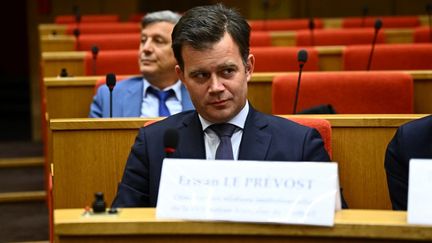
156 159 339 226
408 159 432 225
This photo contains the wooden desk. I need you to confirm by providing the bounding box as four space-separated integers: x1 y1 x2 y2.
44 70 432 118
54 208 432 242
49 115 427 210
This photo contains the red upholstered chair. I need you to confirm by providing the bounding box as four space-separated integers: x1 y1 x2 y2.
84 50 140 75
251 47 319 72
75 33 140 51
248 18 323 31
342 16 420 28
65 23 140 35
272 71 413 114
343 43 432 70
296 28 385 46
285 117 332 158
250 31 272 46
413 27 432 43
55 14 119 24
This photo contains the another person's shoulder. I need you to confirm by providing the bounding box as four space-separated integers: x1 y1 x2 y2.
401 115 432 131
257 111 315 134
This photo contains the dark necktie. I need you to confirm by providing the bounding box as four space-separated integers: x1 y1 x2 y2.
210 123 237 160
147 87 174 116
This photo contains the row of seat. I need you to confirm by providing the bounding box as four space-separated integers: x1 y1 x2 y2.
54 14 428 29
40 27 432 52
40 44 432 77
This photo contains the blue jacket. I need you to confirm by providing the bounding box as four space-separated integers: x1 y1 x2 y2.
89 76 194 118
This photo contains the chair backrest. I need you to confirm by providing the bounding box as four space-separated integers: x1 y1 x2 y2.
250 31 272 46
84 50 140 76
55 14 120 24
342 16 420 28
343 43 432 70
65 23 140 35
251 47 319 72
284 117 332 158
272 71 413 114
296 28 385 46
248 18 323 31
76 33 140 51
413 27 431 43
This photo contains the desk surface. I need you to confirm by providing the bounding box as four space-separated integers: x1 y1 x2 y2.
55 208 432 241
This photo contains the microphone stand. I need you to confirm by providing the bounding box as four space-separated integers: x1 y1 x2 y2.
293 62 304 114
367 19 382 71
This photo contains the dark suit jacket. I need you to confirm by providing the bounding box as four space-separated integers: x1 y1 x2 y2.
385 115 432 210
112 105 342 207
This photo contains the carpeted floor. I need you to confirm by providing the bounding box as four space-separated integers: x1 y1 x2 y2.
0 141 48 243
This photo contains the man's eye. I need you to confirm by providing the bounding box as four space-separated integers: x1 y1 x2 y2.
193 72 210 79
221 68 236 77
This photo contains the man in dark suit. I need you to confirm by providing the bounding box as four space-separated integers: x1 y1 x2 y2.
385 115 432 210
112 4 342 207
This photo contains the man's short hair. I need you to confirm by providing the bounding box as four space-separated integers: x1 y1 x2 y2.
141 10 181 28
171 4 250 70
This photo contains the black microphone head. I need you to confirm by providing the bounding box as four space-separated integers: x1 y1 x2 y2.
73 28 80 38
163 128 179 156
426 3 432 13
374 19 383 31
59 68 68 77
106 73 116 90
91 45 99 58
362 5 369 16
308 18 315 30
297 49 308 65
262 0 270 10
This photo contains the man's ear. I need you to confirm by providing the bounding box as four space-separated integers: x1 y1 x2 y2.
175 65 185 82
245 54 255 80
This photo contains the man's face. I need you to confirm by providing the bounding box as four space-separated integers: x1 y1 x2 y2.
176 32 254 123
138 22 177 79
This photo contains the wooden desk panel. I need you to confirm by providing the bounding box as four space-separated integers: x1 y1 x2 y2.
50 115 427 210
44 70 432 118
42 52 87 77
54 208 432 242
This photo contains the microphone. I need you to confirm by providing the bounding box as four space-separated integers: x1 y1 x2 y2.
426 3 432 42
366 18 382 71
361 5 369 27
91 45 99 75
73 28 80 50
59 68 68 77
293 49 308 114
163 128 179 158
106 73 116 118
262 0 270 31
308 18 315 46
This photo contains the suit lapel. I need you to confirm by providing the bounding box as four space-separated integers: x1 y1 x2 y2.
238 107 272 161
175 112 206 159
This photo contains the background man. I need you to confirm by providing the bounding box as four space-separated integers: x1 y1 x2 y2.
89 10 194 118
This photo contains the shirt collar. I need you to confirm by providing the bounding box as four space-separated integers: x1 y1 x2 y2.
143 78 182 101
199 101 249 131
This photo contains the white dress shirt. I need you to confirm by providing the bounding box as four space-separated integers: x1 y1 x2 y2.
140 79 183 117
199 102 249 160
